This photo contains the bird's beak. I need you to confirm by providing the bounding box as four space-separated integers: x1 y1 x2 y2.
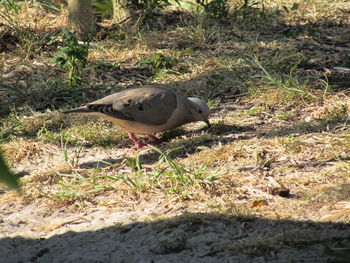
205 119 211 128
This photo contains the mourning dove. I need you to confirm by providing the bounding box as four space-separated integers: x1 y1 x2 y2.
64 86 210 149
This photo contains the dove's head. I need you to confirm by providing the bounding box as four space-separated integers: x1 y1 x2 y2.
188 97 211 127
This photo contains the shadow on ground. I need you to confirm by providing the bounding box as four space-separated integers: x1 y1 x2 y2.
1 212 349 263
77 114 350 170
78 123 255 168
259 116 349 138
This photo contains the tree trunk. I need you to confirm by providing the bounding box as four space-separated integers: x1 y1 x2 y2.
67 0 94 36
112 0 136 23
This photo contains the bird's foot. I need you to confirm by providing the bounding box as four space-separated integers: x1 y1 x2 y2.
131 142 148 150
128 133 147 150
128 133 162 150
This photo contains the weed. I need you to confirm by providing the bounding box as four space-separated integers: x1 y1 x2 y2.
1 74 84 115
117 156 150 192
243 106 266 116
104 146 225 199
45 171 114 205
184 14 222 44
252 56 317 102
0 115 21 143
208 120 232 134
35 0 62 12
60 132 84 167
0 1 20 30
93 0 113 20
232 0 262 14
196 0 229 18
141 52 178 73
139 0 172 16
34 145 224 204
150 146 223 199
21 112 67 134
206 98 221 110
140 49 194 76
54 28 89 85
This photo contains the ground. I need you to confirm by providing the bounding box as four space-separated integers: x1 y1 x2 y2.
0 0 350 262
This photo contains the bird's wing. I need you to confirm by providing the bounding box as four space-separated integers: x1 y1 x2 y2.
85 87 178 126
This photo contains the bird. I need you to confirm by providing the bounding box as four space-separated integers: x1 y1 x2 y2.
63 86 210 149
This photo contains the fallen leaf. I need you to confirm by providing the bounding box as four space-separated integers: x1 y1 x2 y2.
251 199 268 208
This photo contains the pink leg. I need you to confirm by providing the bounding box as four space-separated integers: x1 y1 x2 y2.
146 135 162 145
128 133 147 150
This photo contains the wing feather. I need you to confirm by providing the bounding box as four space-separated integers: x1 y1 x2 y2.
84 87 177 125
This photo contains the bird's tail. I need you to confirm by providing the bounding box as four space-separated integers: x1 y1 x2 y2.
63 107 90 114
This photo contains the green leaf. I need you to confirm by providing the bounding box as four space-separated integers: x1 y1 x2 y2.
0 153 20 191
181 49 195 55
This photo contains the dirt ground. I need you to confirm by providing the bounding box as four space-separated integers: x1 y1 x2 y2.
1 104 350 262
1 202 349 263
1 0 350 262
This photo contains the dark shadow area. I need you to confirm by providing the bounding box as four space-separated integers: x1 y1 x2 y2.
1 212 349 263
89 62 153 88
259 117 350 139
77 129 215 168
0 25 61 54
96 10 192 40
0 28 20 53
0 61 153 116
77 123 255 169
74 113 349 170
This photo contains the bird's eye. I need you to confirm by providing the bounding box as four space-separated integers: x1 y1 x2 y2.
198 110 202 114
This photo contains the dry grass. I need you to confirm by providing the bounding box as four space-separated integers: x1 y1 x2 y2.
1 0 350 258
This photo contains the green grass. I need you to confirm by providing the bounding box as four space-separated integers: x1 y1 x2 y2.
38 122 124 147
41 170 115 205
32 146 225 205
251 55 319 102
113 146 224 200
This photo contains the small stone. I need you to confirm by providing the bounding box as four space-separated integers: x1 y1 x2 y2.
269 187 290 198
149 230 187 255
